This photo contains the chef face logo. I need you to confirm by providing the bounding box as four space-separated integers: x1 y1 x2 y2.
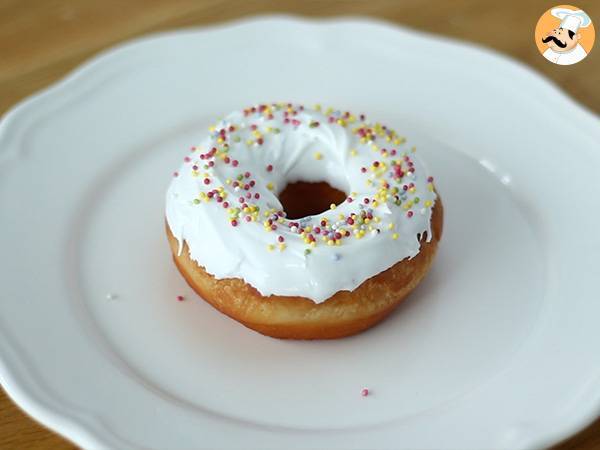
535 5 595 65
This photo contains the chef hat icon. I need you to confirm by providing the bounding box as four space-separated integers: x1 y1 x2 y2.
551 8 592 33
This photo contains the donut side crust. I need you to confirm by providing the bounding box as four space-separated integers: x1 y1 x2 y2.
166 197 443 339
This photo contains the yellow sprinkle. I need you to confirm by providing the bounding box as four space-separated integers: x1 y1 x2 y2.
392 233 399 240
372 200 379 207
336 240 341 246
424 200 432 207
327 240 334 246
330 203 336 210
305 226 312 233
315 104 322 111
350 149 358 157
338 214 345 220
314 152 323 160
278 243 286 251
267 244 275 251
267 182 274 191
388 223 395 230
246 139 253 146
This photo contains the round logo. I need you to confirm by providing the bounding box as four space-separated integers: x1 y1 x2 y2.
535 4 595 65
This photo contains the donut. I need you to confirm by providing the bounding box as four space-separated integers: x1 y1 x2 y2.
166 103 443 339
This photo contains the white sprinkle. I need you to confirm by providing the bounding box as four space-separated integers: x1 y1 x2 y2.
106 293 117 301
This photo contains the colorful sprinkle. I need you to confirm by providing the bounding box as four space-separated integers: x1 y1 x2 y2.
170 103 435 255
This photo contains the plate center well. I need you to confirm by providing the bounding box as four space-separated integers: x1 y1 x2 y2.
75 126 544 430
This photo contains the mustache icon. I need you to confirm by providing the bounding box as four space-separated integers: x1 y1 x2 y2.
542 35 567 48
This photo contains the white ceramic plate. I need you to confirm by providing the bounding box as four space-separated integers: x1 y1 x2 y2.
1 16 600 450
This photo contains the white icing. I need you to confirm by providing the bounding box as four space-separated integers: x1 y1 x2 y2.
166 104 437 303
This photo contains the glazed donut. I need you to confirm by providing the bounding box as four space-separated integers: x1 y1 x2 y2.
166 103 443 339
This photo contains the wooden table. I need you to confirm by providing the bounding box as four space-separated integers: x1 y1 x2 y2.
1 1 598 448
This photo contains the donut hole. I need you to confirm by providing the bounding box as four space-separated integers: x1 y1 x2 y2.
278 181 347 219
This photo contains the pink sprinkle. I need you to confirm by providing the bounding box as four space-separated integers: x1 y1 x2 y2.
266 164 273 172
254 193 260 199
203 178 210 185
231 220 238 227
427 176 434 182
222 201 229 208
232 160 239 167
278 236 285 242
177 295 184 302
361 388 369 397
184 156 191 162
407 211 414 218
173 171 179 177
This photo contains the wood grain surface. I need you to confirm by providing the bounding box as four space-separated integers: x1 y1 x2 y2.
0 1 598 449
